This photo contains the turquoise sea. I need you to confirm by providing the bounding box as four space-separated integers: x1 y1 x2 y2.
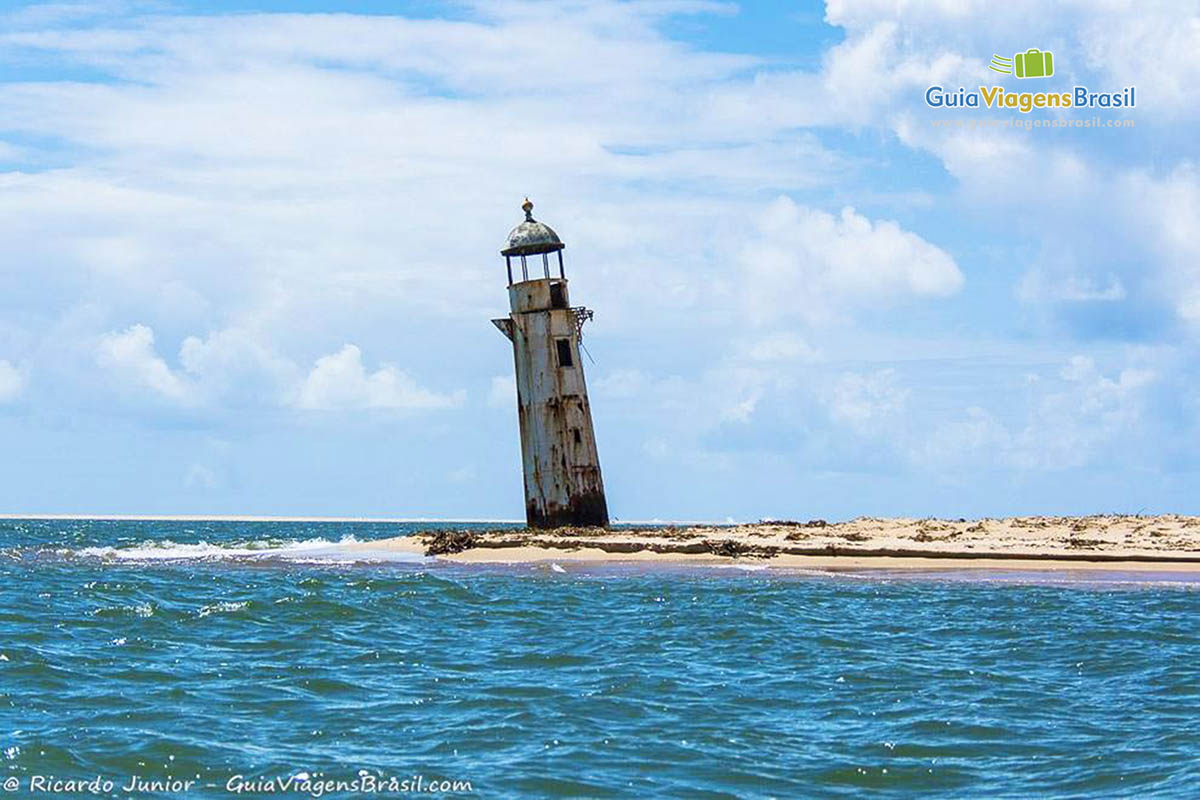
4 519 1200 798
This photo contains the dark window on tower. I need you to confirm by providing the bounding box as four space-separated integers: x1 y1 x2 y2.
549 282 567 309
573 428 582 444
556 338 574 368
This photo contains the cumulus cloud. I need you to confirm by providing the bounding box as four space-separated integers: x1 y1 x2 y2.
178 327 299 406
294 344 464 412
0 360 23 402
95 324 192 403
741 197 963 324
94 324 461 414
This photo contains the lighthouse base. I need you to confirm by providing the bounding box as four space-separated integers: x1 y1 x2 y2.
527 489 609 529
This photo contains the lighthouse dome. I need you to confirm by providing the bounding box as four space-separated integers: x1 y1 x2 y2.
501 199 565 257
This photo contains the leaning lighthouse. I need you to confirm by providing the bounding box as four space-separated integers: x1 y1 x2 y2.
492 199 609 528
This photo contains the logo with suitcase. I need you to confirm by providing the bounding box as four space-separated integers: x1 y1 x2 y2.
989 49 1055 79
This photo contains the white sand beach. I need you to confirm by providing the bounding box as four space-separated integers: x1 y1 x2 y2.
347 515 1200 571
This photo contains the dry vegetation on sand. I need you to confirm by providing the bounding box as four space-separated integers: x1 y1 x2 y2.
413 515 1200 565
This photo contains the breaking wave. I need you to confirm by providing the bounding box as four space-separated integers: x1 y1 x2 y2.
67 535 426 565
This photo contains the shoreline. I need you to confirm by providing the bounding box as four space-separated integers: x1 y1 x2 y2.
434 548 1200 573
346 514 1200 573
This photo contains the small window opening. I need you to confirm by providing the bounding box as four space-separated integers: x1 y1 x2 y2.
573 428 582 444
556 338 574 368
549 282 567 309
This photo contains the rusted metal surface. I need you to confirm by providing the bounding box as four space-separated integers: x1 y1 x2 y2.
500 198 566 257
491 318 514 341
570 306 593 342
496 271 609 528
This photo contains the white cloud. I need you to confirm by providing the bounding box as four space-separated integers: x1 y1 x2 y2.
824 369 910 434
741 197 963 324
3 1 1192 352
294 344 464 411
913 405 1010 468
1080 7 1200 115
799 1 1200 337
824 0 1200 112
1008 355 1156 469
824 0 978 29
820 21 971 127
0 2 844 362
95 324 192 402
746 333 817 362
94 324 460 414
721 392 761 424
1120 164 1200 326
995 161 1200 331
592 369 650 401
912 354 1158 471
179 327 299 406
1017 271 1127 304
0 360 24 402
788 349 1165 475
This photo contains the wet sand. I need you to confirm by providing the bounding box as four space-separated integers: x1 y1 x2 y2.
347 515 1200 572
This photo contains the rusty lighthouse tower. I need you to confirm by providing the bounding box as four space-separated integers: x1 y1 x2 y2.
492 199 609 528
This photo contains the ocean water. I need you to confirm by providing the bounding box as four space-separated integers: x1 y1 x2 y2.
4 519 1200 799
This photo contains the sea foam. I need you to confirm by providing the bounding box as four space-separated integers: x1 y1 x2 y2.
73 536 425 564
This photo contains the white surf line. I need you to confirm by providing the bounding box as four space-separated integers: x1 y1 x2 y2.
74 535 427 563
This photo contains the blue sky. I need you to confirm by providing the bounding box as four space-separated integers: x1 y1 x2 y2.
0 0 1197 520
